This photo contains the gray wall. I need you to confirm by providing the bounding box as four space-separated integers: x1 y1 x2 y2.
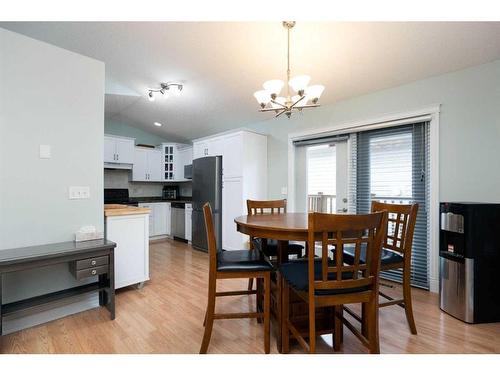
105 120 169 146
0 28 104 332
248 59 500 203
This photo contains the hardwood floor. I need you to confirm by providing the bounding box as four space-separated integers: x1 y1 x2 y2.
1 239 500 353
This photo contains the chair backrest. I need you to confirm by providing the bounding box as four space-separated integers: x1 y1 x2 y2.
203 203 218 273
307 211 388 294
247 199 287 215
371 201 418 255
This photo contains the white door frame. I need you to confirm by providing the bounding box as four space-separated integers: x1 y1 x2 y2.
287 105 440 292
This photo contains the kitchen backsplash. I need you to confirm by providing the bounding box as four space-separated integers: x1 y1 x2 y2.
104 169 192 197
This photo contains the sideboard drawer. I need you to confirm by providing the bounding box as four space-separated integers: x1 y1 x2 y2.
74 256 109 270
71 265 109 280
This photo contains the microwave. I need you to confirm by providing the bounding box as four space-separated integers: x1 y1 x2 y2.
184 164 193 179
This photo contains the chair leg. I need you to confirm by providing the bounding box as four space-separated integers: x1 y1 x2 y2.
402 267 417 334
248 278 254 291
366 296 380 354
334 305 343 351
200 277 216 354
308 297 316 354
264 273 271 354
281 277 290 354
256 278 263 324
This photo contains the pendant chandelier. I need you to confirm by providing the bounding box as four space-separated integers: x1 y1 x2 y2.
254 21 325 119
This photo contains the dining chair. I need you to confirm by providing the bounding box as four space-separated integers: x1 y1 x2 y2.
200 203 273 354
280 211 387 354
246 199 304 292
342 201 419 334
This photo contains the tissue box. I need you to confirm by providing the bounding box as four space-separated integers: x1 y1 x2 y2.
75 231 104 242
75 225 104 242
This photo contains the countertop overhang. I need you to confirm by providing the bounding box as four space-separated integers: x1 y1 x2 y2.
104 204 151 217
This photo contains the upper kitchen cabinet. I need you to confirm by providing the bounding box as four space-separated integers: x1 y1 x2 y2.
161 143 193 181
132 147 162 182
192 130 266 180
104 135 135 166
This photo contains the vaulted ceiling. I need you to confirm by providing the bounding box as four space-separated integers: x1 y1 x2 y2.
3 22 500 142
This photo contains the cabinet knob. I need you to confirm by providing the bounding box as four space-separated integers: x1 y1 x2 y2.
91 269 97 275
91 260 96 266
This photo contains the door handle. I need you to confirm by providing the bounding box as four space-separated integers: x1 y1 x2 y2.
337 208 348 213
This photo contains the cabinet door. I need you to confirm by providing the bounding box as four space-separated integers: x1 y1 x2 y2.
133 148 148 181
185 205 192 242
153 203 168 235
147 150 163 182
193 141 209 159
222 134 243 178
222 178 246 250
115 137 135 164
165 203 171 236
208 138 224 156
104 137 116 163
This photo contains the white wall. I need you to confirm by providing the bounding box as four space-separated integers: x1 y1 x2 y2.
0 28 105 332
248 59 500 204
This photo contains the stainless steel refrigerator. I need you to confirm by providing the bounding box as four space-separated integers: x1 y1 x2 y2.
191 156 222 252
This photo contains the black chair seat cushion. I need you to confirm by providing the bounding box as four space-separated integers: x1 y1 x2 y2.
217 250 274 272
341 245 403 266
252 238 304 257
279 259 370 296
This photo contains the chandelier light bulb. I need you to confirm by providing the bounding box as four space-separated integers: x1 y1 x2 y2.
148 91 155 101
289 75 311 95
253 90 271 107
263 80 284 99
305 84 325 103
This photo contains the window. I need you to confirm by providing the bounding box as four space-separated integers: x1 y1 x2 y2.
307 144 336 213
352 123 430 289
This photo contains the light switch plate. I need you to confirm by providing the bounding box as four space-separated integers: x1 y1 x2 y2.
39 145 51 159
69 186 90 200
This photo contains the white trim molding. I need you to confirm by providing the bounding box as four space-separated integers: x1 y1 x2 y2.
287 105 441 293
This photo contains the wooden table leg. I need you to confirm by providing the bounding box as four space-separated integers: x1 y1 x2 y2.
0 273 3 336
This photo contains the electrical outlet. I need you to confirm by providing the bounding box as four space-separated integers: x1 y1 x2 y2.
69 186 90 200
281 186 288 195
39 145 51 159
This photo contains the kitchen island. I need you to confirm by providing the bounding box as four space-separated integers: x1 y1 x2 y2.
104 204 151 289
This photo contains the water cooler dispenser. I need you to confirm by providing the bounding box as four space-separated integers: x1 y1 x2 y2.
439 202 500 323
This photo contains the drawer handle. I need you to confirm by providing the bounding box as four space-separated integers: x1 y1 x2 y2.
91 260 97 266
91 269 97 275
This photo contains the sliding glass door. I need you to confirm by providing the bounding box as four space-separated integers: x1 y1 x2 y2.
353 123 430 288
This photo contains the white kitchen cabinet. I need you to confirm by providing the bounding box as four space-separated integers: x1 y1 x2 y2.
176 146 193 181
222 178 246 250
165 202 172 236
185 203 192 242
104 135 134 164
105 213 149 289
132 147 162 182
161 143 192 181
139 202 171 237
221 133 243 178
193 141 208 159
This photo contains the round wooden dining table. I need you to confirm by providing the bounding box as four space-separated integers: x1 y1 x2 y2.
235 213 309 263
234 213 314 352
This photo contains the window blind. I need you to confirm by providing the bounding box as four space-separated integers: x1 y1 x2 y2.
352 123 430 289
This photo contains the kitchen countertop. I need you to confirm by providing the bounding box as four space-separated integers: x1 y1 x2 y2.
130 196 192 204
104 204 151 217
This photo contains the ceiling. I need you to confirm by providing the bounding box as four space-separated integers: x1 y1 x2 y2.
3 21 500 142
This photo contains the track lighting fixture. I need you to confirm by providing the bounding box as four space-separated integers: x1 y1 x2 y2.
147 82 183 102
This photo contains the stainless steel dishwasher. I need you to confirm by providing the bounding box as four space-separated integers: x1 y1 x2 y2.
171 202 186 241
